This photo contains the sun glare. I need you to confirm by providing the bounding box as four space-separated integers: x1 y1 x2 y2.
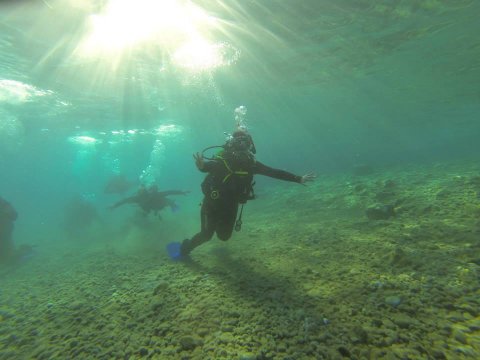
172 39 221 71
77 0 229 71
82 0 190 51
0 80 51 104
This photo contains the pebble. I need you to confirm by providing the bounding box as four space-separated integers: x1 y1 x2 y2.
352 326 369 344
238 354 256 360
337 346 351 357
385 295 402 307
179 336 197 351
0 309 15 319
392 314 414 329
453 329 468 344
432 349 447 359
454 346 476 356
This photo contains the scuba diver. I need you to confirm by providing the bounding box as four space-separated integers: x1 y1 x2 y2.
0 196 36 265
0 196 18 263
167 128 315 260
109 185 189 217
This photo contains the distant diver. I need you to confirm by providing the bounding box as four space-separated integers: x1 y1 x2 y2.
0 196 34 265
109 185 189 217
167 128 315 260
0 196 17 263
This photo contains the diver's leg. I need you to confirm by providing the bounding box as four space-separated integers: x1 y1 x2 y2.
180 199 217 255
216 201 239 241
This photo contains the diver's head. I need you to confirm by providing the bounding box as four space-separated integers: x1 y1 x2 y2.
225 130 256 154
223 130 256 164
138 185 147 194
148 184 159 193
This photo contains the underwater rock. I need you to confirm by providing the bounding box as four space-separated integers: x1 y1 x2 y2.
384 179 396 189
151 300 163 312
337 346 351 357
392 314 416 329
385 296 402 307
454 346 477 356
375 190 395 202
153 281 168 295
387 247 413 268
432 351 447 359
435 189 451 199
351 326 369 344
0 309 15 319
138 347 149 356
353 164 374 176
453 329 468 344
365 204 395 220
238 354 256 360
353 183 367 194
179 336 198 351
468 175 480 187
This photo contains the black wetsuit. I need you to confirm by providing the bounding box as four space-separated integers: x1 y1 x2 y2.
180 155 302 255
0 197 17 262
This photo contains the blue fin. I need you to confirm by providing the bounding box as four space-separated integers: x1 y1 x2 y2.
166 242 183 261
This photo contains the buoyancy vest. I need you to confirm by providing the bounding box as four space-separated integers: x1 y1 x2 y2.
201 151 255 203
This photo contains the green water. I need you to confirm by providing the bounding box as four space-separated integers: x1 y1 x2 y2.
0 1 479 359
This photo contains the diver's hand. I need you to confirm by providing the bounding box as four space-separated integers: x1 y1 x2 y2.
300 173 316 184
193 152 204 170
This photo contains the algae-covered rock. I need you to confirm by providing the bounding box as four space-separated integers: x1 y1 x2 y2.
375 190 396 202
386 247 413 268
384 179 396 189
337 346 351 357
138 347 149 356
238 354 256 360
385 295 402 307
353 164 374 176
179 336 200 351
351 325 369 344
392 314 417 329
453 329 468 344
366 204 395 220
153 281 168 295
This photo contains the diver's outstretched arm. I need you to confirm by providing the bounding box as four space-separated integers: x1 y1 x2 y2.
254 161 316 184
108 196 137 210
159 190 190 197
